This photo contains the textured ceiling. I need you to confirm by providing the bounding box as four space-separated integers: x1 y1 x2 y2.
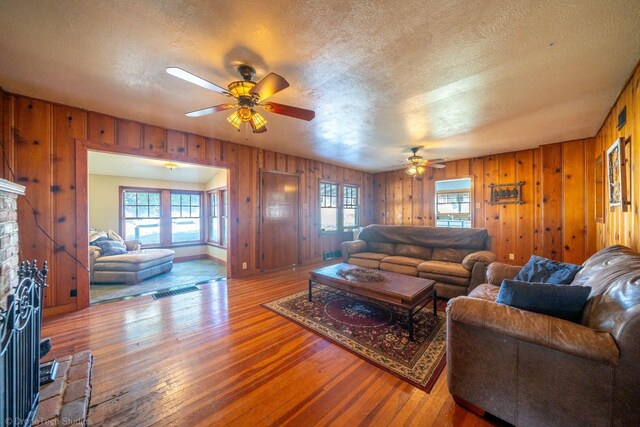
1 1 639 172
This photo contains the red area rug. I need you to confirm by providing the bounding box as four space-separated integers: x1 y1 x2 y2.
263 285 446 392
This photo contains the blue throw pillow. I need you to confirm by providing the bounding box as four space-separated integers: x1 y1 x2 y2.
496 279 591 322
95 240 127 256
515 255 581 284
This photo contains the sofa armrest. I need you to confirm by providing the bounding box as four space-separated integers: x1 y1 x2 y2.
341 240 367 262
89 245 101 280
125 240 141 251
485 262 522 285
462 250 496 270
447 297 619 366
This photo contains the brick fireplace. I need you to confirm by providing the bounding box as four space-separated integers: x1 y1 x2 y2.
0 178 25 309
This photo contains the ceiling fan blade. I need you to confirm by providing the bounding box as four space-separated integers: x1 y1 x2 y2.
185 104 235 117
425 163 446 169
262 102 315 121
166 67 231 96
250 117 267 133
250 73 289 101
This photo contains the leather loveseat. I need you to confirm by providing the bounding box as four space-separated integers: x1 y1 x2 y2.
446 245 640 426
341 225 496 298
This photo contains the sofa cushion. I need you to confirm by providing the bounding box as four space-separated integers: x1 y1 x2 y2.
107 229 125 243
515 255 581 284
468 283 500 301
366 241 395 254
418 272 470 286
350 252 387 261
379 262 418 276
89 228 107 243
394 244 432 260
496 279 591 322
418 260 471 278
381 256 424 267
348 257 381 269
95 240 127 256
94 249 175 272
571 245 640 330
431 248 474 263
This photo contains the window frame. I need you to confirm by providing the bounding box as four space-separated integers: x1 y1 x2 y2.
319 181 360 234
121 188 162 246
435 189 472 229
342 184 360 230
119 186 204 248
169 190 204 244
207 187 228 248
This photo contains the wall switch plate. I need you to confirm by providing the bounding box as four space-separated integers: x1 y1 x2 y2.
509 253 515 260
242 262 247 270
475 202 481 209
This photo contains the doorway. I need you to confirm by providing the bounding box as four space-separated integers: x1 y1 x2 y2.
260 171 299 270
85 150 230 304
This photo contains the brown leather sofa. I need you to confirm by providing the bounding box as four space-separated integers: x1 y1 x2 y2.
446 245 640 426
341 225 495 298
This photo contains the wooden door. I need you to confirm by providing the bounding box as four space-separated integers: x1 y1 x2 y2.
261 171 299 270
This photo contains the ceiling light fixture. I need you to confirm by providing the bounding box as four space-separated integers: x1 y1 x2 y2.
164 162 178 170
250 111 267 130
406 147 426 176
226 110 243 129
406 164 426 176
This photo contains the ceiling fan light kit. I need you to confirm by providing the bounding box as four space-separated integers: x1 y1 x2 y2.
166 63 314 134
406 164 426 176
405 147 445 176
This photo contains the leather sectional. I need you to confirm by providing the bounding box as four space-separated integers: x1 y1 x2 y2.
341 225 496 298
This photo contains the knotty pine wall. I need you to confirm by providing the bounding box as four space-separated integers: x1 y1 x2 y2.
591 63 640 253
373 140 597 266
0 92 373 314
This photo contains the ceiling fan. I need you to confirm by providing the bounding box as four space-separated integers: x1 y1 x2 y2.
405 147 445 176
166 64 315 133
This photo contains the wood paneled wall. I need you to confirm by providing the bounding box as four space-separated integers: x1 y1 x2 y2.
591 63 640 252
373 140 596 266
0 92 373 314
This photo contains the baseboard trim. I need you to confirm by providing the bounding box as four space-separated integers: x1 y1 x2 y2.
174 254 227 266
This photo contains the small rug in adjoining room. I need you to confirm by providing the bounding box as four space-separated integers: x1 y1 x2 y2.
263 285 446 392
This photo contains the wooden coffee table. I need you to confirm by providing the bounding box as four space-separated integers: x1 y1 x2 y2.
308 263 437 341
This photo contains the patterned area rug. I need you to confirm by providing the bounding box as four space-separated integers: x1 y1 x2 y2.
263 285 447 392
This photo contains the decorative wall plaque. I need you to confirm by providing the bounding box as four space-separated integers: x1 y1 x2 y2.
489 181 524 205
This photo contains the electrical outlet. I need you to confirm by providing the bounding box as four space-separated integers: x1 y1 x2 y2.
242 262 247 270
509 253 515 260
475 202 481 209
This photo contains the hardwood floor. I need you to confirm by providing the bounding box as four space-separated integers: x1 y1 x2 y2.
42 263 500 426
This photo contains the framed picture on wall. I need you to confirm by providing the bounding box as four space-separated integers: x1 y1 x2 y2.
606 137 628 210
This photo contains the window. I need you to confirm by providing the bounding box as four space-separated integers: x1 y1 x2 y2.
435 178 472 228
121 187 203 246
343 185 359 229
170 192 201 243
207 188 227 247
122 190 161 244
320 182 339 232
319 182 360 232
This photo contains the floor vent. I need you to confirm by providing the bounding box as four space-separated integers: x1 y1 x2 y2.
152 285 200 300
